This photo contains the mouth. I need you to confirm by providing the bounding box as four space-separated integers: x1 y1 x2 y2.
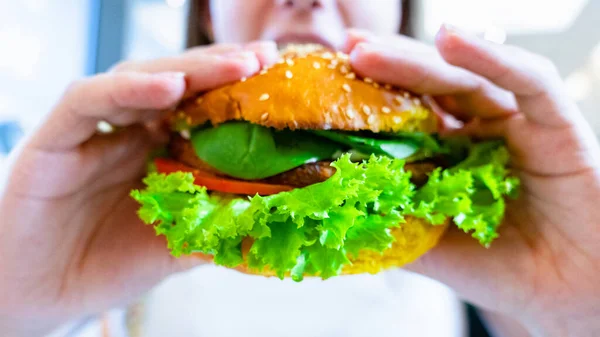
275 33 335 50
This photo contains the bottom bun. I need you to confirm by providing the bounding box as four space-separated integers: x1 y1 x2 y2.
192 216 448 278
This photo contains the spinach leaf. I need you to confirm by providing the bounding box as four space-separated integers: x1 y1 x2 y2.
191 122 342 180
311 130 422 159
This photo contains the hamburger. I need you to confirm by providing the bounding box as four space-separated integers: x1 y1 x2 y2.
131 44 519 281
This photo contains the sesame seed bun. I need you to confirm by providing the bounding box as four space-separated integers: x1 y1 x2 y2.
158 45 447 279
190 216 448 277
169 44 439 134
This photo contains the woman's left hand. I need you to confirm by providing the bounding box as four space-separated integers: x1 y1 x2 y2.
342 26 600 337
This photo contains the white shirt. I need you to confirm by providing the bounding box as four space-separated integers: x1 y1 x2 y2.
93 265 467 337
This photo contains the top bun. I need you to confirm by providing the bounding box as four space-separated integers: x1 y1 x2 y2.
170 44 438 134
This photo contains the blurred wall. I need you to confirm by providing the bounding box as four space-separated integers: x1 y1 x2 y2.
0 0 92 132
414 0 600 135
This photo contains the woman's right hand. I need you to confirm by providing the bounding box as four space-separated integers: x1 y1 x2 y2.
343 27 600 337
0 41 278 337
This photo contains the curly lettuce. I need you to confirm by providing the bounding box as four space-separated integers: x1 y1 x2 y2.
131 140 519 280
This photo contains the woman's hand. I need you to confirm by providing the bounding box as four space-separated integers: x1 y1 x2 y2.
0 41 278 337
344 26 600 336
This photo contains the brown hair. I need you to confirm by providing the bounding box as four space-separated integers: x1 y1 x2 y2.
186 0 414 48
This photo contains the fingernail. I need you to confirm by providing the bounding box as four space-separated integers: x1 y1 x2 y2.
349 42 384 59
245 40 277 50
222 50 256 61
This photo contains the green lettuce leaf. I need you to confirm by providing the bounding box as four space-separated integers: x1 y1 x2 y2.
131 140 518 280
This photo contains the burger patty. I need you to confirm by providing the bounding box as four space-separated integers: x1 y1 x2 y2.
169 135 435 188
264 161 335 187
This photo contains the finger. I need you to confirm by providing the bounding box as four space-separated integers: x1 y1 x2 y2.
347 39 518 120
33 52 261 152
183 43 244 55
404 222 538 315
456 115 600 176
435 24 580 127
110 50 261 93
82 125 153 192
243 40 280 66
182 41 279 66
342 28 432 54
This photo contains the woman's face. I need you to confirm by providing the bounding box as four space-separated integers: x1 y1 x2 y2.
208 0 401 50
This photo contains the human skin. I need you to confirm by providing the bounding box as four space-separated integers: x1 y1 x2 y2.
343 27 600 337
0 42 279 337
1 0 599 336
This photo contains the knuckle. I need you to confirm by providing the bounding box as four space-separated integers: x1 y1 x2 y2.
63 79 84 96
540 57 559 75
109 60 134 73
208 43 240 52
63 77 93 101
144 77 180 108
108 73 142 107
528 53 559 77
110 72 178 109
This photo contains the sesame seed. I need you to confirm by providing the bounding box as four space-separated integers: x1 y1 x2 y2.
384 84 392 90
261 112 269 121
393 116 403 124
97 121 114 134
345 72 356 80
336 51 349 61
259 69 267 75
330 59 339 66
313 62 321 69
322 52 334 59
240 77 247 82
345 109 355 118
327 63 337 69
394 96 404 105
364 77 373 83
362 105 372 115
285 70 293 79
180 129 191 140
382 106 391 114
259 93 270 101
403 92 410 98
286 58 294 66
277 58 285 64
339 65 349 74
262 65 269 71
342 83 352 93
368 115 376 125
412 98 421 105
373 83 380 89
196 97 203 105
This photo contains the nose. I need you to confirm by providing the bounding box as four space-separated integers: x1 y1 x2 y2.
280 0 323 10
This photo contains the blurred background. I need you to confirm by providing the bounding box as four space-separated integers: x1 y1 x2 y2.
0 1 598 336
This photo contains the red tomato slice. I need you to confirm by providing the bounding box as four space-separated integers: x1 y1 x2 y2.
155 158 294 196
